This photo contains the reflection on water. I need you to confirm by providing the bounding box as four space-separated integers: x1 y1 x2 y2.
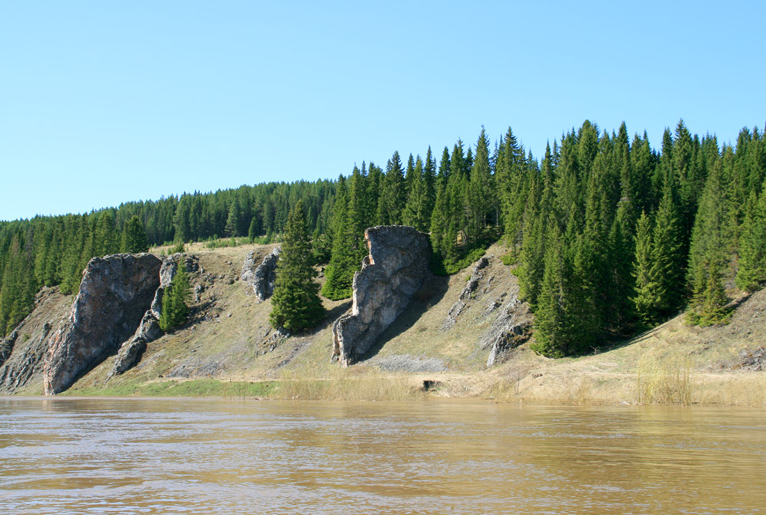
1 397 764 514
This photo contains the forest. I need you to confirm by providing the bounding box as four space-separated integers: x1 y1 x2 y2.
1 120 764 357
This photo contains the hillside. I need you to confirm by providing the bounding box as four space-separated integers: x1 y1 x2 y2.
2 241 763 405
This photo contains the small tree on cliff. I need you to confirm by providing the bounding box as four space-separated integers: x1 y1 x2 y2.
270 200 325 331
159 265 190 331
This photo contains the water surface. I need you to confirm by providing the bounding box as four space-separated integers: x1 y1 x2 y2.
1 398 764 514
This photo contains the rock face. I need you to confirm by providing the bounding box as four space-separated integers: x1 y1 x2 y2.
332 226 431 366
241 247 281 302
43 254 162 395
107 254 193 381
442 257 490 330
0 330 18 369
150 256 179 319
482 286 532 367
0 287 70 394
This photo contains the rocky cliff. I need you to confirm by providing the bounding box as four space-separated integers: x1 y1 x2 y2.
0 288 70 394
332 226 431 366
107 254 197 380
241 247 280 302
43 254 162 395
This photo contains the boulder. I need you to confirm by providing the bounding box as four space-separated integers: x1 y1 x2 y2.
241 247 281 302
43 254 162 394
332 226 431 366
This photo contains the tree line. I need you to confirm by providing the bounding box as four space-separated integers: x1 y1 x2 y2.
1 120 765 358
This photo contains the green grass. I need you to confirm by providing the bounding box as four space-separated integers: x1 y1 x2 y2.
63 379 278 398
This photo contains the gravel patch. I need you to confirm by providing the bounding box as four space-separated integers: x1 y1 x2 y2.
372 354 448 373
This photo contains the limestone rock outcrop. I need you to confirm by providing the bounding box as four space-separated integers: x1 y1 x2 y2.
43 253 162 394
241 247 280 302
332 226 431 366
107 254 194 380
442 257 490 330
0 330 17 369
0 287 70 394
483 286 532 367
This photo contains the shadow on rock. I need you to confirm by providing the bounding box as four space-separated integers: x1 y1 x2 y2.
357 274 450 363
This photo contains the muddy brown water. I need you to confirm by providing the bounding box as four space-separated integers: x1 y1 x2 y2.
1 398 764 514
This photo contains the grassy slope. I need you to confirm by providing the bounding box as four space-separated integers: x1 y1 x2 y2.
11 242 766 405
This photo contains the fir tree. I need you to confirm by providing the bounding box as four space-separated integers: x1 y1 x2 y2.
270 200 325 331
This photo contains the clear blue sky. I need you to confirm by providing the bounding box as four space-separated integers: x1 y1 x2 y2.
1 0 764 221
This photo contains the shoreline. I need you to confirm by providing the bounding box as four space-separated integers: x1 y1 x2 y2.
5 367 764 407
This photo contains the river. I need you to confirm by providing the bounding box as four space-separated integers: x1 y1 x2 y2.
1 397 764 514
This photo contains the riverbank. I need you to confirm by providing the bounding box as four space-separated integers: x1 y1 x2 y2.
4 243 765 407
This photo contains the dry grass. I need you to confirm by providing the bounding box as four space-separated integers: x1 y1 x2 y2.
636 351 694 405
272 368 426 401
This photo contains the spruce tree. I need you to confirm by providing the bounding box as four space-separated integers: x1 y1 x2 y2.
248 216 259 243
466 127 496 242
736 188 766 292
632 211 659 326
531 223 567 357
322 177 364 300
225 200 241 237
651 179 685 316
403 156 427 230
121 215 150 253
159 264 190 331
270 200 325 331
377 151 406 225
96 212 119 256
686 155 734 324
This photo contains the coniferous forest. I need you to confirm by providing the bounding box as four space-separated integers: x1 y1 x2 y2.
1 120 765 357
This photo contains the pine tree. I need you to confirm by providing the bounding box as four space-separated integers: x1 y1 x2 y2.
121 215 150 253
159 264 190 331
270 200 325 331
